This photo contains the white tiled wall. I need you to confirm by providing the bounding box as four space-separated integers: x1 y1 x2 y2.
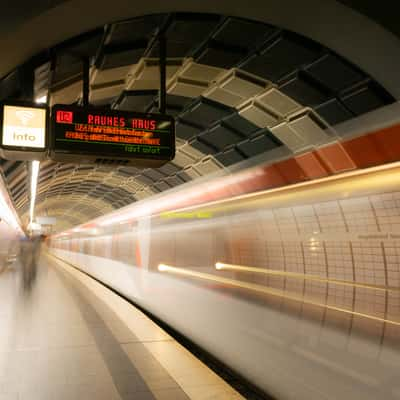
384 242 400 287
325 242 353 281
371 193 400 231
293 205 321 234
314 201 347 233
52 189 400 328
283 242 304 274
230 192 400 289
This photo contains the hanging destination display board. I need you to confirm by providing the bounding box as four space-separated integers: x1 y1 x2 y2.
50 104 175 167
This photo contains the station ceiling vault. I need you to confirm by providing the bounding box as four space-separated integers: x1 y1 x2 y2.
0 7 398 231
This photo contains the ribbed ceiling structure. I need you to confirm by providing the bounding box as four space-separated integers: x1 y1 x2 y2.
0 13 394 231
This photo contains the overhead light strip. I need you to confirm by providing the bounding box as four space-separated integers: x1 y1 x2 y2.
35 95 47 104
94 160 400 229
29 161 40 226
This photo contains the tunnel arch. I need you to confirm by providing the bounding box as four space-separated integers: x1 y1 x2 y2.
0 7 399 230
1 0 400 97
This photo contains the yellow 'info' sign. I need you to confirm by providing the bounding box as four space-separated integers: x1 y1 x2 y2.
2 105 46 149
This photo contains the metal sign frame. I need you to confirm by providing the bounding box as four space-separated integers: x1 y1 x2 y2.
49 104 175 167
0 100 49 161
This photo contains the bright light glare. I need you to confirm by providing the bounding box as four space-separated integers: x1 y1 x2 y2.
29 161 40 226
158 264 170 272
215 262 224 270
0 189 22 232
28 222 41 231
36 95 47 104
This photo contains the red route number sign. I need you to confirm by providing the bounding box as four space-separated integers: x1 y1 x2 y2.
56 110 73 124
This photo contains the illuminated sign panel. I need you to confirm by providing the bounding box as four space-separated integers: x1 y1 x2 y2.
1 105 46 149
50 104 175 166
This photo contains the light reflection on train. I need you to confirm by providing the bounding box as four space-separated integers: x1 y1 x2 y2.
0 182 23 267
0 220 19 267
49 162 400 400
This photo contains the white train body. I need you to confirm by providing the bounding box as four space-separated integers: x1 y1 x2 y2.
49 163 400 400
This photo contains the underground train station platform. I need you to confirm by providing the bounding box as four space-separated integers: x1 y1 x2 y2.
2 3 400 400
0 254 243 400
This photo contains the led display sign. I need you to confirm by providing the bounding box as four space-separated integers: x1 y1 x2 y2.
50 104 175 166
0 103 48 160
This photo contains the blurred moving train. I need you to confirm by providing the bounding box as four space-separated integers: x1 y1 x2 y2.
49 161 400 400
0 220 18 267
0 179 23 267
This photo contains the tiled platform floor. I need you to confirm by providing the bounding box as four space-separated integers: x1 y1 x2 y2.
0 253 243 400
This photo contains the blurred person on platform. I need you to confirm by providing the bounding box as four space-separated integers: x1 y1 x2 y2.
19 235 41 291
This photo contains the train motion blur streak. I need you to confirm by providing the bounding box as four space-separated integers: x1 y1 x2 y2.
49 161 400 400
157 263 399 326
0 174 23 268
215 262 398 291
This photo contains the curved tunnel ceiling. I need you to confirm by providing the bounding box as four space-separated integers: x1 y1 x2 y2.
2 0 400 97
0 12 396 231
0 1 69 34
336 1 400 40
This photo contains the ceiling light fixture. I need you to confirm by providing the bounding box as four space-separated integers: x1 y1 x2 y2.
35 95 47 104
29 161 40 226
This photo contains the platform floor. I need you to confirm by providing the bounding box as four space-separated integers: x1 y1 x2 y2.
0 253 243 400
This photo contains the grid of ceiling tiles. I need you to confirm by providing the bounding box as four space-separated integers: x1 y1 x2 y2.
2 13 394 229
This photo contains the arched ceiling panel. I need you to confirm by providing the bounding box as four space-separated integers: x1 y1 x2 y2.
1 1 400 96
0 12 396 230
